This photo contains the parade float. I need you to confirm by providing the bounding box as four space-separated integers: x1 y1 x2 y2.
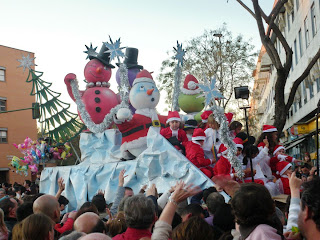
15 38 243 211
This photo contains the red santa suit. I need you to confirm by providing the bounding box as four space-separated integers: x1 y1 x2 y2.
185 128 214 178
270 145 295 177
276 161 292 195
160 127 188 143
213 155 235 178
116 111 166 154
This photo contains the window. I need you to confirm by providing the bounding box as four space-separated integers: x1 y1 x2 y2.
304 17 310 48
0 129 7 143
311 3 317 37
0 98 6 112
0 68 5 82
309 81 314 98
298 29 303 57
317 77 320 92
287 12 291 31
296 0 299 11
294 102 297 112
294 39 298 65
302 81 308 104
278 39 281 54
292 9 295 22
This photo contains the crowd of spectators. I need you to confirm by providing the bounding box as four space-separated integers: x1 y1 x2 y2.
0 167 318 240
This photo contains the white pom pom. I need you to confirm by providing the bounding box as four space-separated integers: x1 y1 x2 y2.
188 81 197 90
117 108 131 120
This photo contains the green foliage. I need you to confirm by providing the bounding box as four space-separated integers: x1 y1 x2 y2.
158 24 258 110
27 69 85 145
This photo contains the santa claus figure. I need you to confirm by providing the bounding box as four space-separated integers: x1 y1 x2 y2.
114 70 166 160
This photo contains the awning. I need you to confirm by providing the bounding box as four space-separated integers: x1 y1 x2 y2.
285 138 306 150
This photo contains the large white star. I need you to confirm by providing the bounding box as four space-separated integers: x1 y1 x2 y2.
17 54 36 72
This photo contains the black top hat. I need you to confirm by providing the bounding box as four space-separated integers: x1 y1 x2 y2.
90 43 115 69
116 47 143 69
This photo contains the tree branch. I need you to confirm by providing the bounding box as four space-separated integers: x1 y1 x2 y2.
286 47 320 111
267 0 288 36
236 0 256 19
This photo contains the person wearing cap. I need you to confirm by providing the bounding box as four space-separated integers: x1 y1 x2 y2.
276 161 293 195
198 111 213 129
270 145 301 177
160 111 188 152
183 119 198 141
184 128 214 178
256 125 279 154
213 138 244 179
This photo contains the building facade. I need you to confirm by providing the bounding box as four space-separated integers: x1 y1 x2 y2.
251 0 320 160
0 45 37 183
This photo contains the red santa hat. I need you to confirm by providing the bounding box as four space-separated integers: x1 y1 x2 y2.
262 125 277 133
192 128 206 141
201 110 213 123
218 144 228 157
224 112 233 124
276 161 292 176
166 111 181 124
233 137 243 149
273 145 285 155
132 70 155 86
180 74 201 95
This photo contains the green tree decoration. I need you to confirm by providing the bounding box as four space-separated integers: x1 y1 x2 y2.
18 54 85 144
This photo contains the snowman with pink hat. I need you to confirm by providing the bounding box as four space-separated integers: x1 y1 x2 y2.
115 70 167 159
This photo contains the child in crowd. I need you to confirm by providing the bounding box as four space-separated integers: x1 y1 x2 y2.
185 128 214 178
213 137 244 179
199 110 213 129
160 111 188 152
183 119 198 141
276 161 292 195
202 113 221 161
270 145 301 177
229 121 242 139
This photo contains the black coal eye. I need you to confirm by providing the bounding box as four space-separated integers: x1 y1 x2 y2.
140 86 145 90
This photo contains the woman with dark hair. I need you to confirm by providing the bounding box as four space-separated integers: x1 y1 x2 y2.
256 125 279 155
22 213 54 240
231 183 283 240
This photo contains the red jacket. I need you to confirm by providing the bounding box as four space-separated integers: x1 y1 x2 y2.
113 227 152 240
160 127 188 143
280 176 290 195
116 114 166 150
54 218 74 234
213 156 234 177
185 141 211 168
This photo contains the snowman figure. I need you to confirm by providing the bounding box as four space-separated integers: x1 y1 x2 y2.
64 44 119 128
115 70 166 159
178 74 205 122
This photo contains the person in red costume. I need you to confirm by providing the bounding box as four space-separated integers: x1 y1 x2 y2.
213 137 244 179
185 128 214 178
270 145 301 177
276 161 292 195
160 111 188 152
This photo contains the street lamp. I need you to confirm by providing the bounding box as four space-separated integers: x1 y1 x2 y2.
234 86 254 182
213 33 223 107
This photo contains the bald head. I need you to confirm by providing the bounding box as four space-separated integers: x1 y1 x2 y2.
79 233 111 240
33 195 60 222
74 212 105 234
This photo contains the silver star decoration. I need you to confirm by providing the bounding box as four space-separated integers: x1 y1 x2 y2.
84 43 98 59
17 54 36 72
104 36 125 64
197 77 225 106
173 41 186 67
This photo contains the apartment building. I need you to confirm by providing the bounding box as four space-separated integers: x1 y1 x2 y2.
251 0 320 160
0 45 37 183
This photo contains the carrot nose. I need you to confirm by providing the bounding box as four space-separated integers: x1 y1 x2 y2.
96 67 102 73
147 89 154 95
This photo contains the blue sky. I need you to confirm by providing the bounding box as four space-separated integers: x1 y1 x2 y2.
1 0 273 113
